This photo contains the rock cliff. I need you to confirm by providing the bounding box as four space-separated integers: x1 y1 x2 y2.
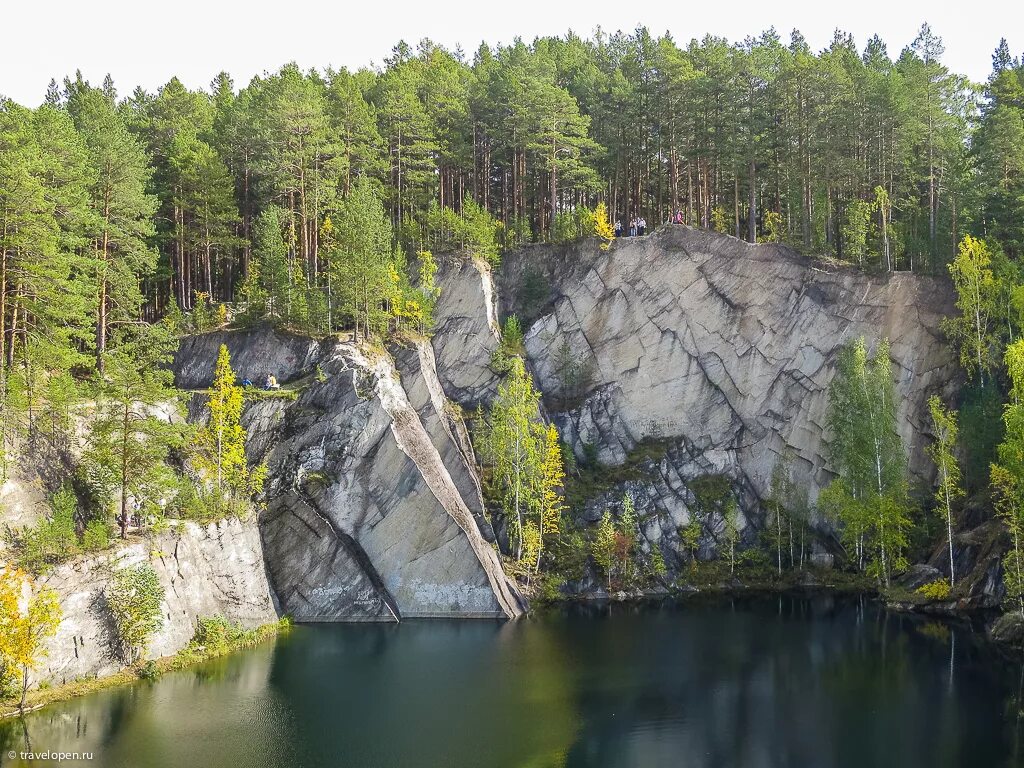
177 329 524 621
459 226 957 567
36 518 277 686
170 227 957 611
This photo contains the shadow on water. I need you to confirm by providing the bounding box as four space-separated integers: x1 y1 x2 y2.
2 594 1023 768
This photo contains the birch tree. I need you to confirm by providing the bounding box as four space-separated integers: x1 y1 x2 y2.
822 337 912 585
927 396 963 588
942 235 998 387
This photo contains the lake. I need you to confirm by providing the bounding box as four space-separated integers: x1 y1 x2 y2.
1 595 1022 768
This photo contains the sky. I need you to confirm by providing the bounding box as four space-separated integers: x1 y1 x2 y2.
3 0 1023 106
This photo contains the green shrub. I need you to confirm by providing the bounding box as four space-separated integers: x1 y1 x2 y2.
106 564 165 664
8 486 80 572
82 519 111 552
190 616 247 656
137 660 160 680
916 579 951 601
650 547 667 579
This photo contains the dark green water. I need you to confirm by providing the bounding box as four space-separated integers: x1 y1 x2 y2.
2 595 1023 768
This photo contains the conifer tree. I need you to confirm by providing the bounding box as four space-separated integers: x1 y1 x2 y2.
88 322 183 538
65 75 158 371
329 177 398 340
539 423 567 549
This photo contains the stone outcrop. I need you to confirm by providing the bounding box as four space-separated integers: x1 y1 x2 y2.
445 226 958 567
36 518 277 686
180 330 524 621
430 255 502 408
174 325 326 389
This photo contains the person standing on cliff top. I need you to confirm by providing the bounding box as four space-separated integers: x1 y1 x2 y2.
638 217 646 236
614 219 622 237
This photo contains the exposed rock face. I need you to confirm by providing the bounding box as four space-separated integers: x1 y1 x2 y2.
478 227 957 565
174 325 326 389
430 255 502 408
36 518 277 686
181 331 524 621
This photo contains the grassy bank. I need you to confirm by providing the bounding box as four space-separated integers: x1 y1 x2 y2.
1 617 291 719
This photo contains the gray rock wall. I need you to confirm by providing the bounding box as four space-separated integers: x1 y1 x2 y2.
215 337 525 621
516 227 957 497
35 518 277 687
174 325 325 389
437 227 959 566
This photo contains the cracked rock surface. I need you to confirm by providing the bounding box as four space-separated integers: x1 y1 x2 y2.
35 518 277 686
183 330 526 621
487 226 959 563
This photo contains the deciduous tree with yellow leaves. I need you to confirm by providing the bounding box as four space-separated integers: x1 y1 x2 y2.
0 567 62 710
193 345 266 513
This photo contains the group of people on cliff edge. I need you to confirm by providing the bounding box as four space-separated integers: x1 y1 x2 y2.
614 217 648 237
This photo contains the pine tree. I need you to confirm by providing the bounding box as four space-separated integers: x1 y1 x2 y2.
0 101 95 471
65 76 158 371
88 322 183 538
539 423 566 544
329 176 399 340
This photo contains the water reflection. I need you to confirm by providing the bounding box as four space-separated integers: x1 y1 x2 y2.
1 595 1022 768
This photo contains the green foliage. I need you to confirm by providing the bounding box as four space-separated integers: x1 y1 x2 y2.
760 211 784 244
679 520 702 567
941 235 998 387
474 357 554 563
7 487 80 573
822 337 912 586
87 322 184 538
927 396 963 587
328 176 400 340
916 579 952 601
137 660 160 680
106 564 165 664
491 316 525 372
992 340 1024 615
711 206 730 234
592 510 617 589
81 520 111 552
959 382 1004 492
841 199 874 266
551 207 596 244
764 451 812 575
192 345 266 514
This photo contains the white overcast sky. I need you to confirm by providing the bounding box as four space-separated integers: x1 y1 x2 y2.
3 0 1022 105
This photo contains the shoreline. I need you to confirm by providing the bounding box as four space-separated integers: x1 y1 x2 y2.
4 578 1018 720
0 618 290 720
532 574 1016 649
